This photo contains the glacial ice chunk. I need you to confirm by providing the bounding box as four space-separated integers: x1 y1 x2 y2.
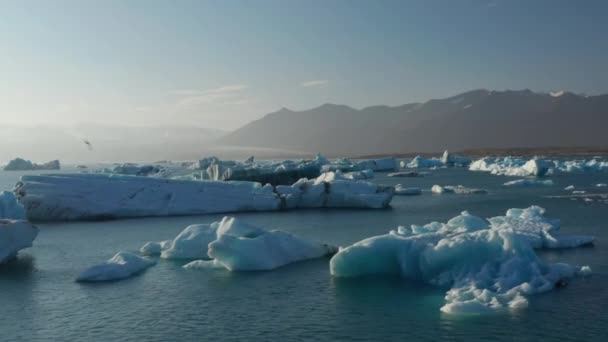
503 179 554 187
0 219 39 263
330 206 593 314
157 216 337 271
469 157 551 177
16 172 393 221
394 185 422 196
0 191 26 220
76 252 155 282
431 185 487 194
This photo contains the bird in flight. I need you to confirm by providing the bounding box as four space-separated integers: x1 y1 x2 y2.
83 140 93 150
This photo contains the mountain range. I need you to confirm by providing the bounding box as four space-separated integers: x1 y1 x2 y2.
219 89 608 156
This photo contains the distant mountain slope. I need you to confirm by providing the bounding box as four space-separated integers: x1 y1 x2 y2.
218 89 608 155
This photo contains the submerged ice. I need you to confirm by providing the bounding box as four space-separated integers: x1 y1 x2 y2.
0 191 26 220
330 206 593 314
76 252 155 282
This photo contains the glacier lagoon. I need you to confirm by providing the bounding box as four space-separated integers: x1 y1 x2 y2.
1 165 607 341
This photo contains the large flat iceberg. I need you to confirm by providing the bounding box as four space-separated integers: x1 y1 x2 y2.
15 172 394 221
76 252 155 282
330 206 593 314
0 219 39 263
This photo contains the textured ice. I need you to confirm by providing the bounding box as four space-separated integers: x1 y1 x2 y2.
403 151 470 169
15 172 393 221
330 207 593 314
0 219 39 263
147 216 335 270
0 191 26 220
394 185 422 196
76 252 155 282
503 179 554 187
3 158 60 171
552 158 608 173
469 157 551 177
431 185 487 194
111 164 164 176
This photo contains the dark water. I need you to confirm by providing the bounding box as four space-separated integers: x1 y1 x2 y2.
1 168 607 341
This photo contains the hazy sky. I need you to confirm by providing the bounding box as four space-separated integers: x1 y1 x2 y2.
1 0 607 130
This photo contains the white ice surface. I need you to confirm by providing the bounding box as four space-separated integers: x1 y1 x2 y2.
0 219 39 263
330 207 593 314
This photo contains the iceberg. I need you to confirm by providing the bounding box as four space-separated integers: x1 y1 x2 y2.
431 185 487 194
469 157 551 177
552 158 608 173
111 163 164 176
140 240 172 256
394 185 422 196
193 154 326 185
387 171 424 177
354 157 397 172
330 207 593 314
0 191 26 220
503 179 554 187
0 219 39 263
403 156 444 169
148 216 335 271
15 172 393 221
76 252 155 282
403 151 471 169
564 185 575 191
3 158 60 171
440 150 472 167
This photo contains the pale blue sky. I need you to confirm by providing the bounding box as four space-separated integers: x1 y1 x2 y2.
1 0 607 130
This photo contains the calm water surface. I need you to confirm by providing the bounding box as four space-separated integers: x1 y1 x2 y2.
1 167 607 341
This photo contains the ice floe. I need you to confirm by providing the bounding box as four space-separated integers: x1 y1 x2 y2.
394 185 422 196
0 219 39 264
387 171 424 178
15 172 393 221
76 252 155 282
0 191 26 220
503 179 554 187
3 158 60 171
431 185 487 194
330 206 593 314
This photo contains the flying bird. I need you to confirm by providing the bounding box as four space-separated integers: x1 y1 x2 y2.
83 140 93 150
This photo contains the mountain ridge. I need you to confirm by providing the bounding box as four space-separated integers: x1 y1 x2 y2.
219 89 608 156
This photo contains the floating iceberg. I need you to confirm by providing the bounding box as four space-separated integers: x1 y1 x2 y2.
403 151 470 169
15 174 280 221
140 240 172 256
596 183 607 187
552 158 608 173
330 207 593 314
469 157 551 177
503 179 554 187
440 150 472 167
0 219 39 263
111 163 164 176
354 157 397 172
3 158 60 171
403 156 445 169
564 185 575 191
76 252 155 282
0 191 26 220
15 172 394 221
387 171 424 178
394 185 422 196
188 154 328 185
431 185 487 194
148 216 335 271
